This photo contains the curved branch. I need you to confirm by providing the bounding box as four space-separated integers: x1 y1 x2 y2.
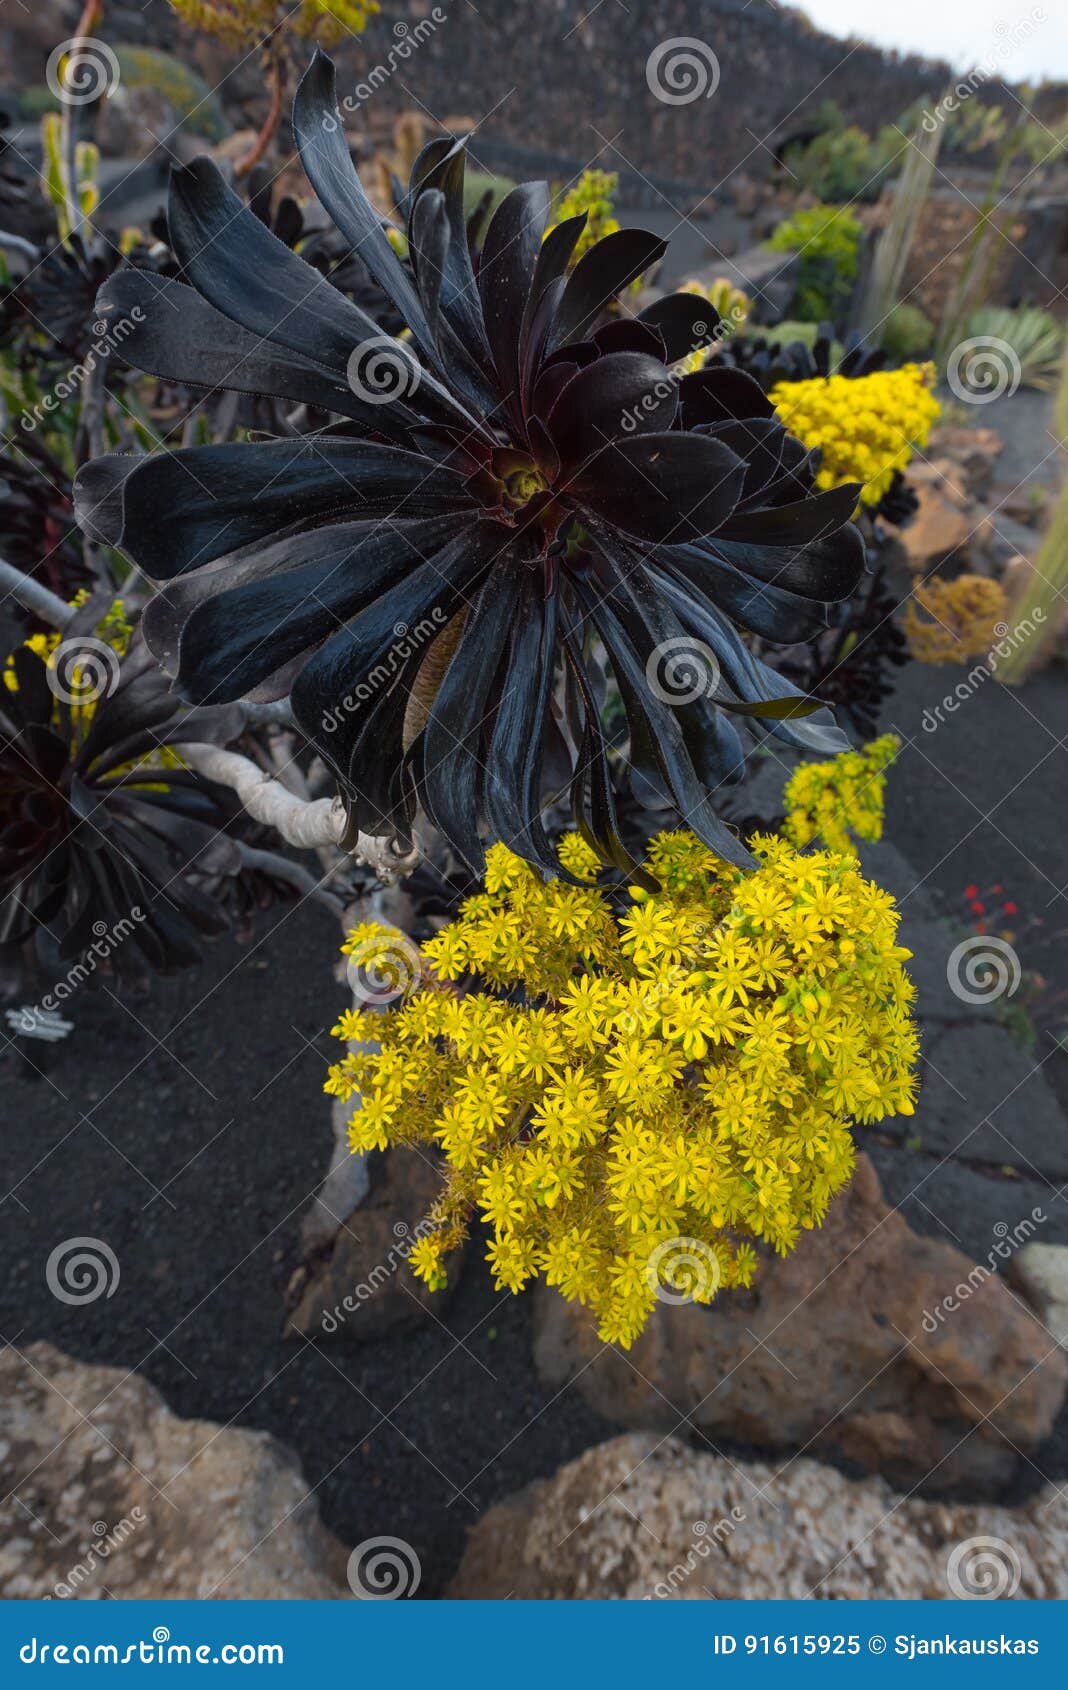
177 741 420 881
0 558 76 630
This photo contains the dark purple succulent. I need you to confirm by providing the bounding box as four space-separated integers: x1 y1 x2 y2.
75 51 865 882
0 614 247 981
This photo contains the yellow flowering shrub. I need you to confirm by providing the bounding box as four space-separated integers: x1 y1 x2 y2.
903 575 1009 665
677 278 752 371
783 734 900 856
3 595 132 710
169 0 378 50
325 825 918 1348
547 169 621 263
770 364 941 507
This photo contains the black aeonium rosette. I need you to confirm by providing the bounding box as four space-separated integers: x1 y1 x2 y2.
0 610 248 980
75 51 865 883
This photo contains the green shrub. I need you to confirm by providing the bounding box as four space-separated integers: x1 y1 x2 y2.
112 46 228 142
768 203 862 322
784 123 896 204
881 301 934 362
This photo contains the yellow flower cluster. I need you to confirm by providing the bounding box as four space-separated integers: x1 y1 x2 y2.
903 574 1009 665
325 826 918 1348
547 169 621 263
169 0 378 49
770 363 941 507
783 734 900 857
678 277 752 371
3 596 132 714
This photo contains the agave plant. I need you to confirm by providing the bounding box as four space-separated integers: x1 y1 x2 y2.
965 306 1064 393
0 611 251 980
76 51 866 882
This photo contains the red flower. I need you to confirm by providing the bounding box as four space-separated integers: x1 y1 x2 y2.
1003 901 1018 916
963 883 980 900
970 901 985 915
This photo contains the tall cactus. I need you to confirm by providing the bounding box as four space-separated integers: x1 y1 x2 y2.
997 346 1068 683
856 103 945 346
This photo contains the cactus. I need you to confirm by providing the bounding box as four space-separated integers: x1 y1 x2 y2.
996 347 1068 682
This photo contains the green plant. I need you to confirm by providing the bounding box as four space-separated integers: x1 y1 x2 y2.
112 46 228 143
768 203 862 322
549 168 620 260
965 305 1064 392
463 168 518 222
881 300 934 362
784 122 896 204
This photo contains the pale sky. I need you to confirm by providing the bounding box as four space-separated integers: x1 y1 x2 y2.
783 0 1068 83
